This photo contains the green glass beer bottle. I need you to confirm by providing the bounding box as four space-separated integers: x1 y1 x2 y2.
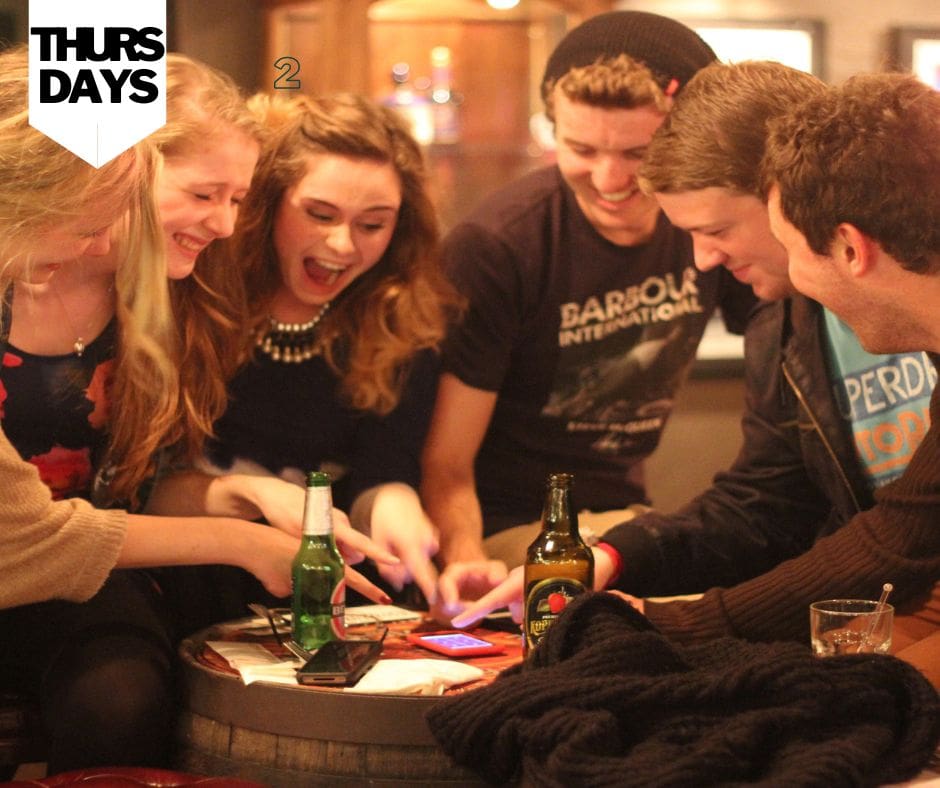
291 471 346 651
523 472 594 653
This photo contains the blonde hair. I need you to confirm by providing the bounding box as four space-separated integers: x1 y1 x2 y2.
639 61 826 198
221 91 461 414
106 53 264 503
543 54 671 123
0 48 176 489
0 45 159 285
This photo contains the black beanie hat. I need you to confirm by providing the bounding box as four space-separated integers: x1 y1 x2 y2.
541 11 716 104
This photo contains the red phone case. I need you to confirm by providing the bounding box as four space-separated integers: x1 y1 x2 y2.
406 631 505 657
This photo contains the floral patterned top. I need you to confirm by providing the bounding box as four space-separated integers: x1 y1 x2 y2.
0 319 116 500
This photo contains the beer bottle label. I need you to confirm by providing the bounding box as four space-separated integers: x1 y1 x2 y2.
524 577 586 650
302 485 333 536
330 578 347 639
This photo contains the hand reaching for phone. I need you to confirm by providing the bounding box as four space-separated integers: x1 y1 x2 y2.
446 565 523 629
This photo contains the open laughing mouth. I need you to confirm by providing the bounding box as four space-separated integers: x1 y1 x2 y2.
594 187 641 210
598 187 636 202
304 258 346 286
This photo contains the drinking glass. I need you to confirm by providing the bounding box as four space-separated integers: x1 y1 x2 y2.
810 599 894 656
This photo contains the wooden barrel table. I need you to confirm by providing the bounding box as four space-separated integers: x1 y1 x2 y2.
174 617 521 786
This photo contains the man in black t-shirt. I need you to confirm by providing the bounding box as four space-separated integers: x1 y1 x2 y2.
421 12 755 614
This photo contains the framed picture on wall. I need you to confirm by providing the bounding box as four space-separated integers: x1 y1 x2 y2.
890 27 940 89
688 18 825 78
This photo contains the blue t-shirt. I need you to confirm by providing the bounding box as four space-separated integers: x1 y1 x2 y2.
823 309 936 488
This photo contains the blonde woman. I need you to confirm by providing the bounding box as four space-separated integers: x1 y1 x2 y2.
0 47 387 774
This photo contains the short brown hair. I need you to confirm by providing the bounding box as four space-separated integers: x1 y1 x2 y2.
639 61 824 198
762 72 940 273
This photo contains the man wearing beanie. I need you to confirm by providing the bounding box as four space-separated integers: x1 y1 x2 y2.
422 11 756 612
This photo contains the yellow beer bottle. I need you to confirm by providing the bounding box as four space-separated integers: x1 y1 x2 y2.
523 472 594 653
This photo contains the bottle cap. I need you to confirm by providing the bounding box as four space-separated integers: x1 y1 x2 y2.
306 471 331 487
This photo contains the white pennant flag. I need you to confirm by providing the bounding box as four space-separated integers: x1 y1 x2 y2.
28 0 167 168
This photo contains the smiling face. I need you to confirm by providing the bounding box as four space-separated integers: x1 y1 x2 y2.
156 126 259 279
552 89 666 246
271 153 402 322
655 187 794 302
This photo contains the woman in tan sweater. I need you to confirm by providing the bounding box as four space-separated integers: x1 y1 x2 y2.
0 46 316 610
0 46 391 772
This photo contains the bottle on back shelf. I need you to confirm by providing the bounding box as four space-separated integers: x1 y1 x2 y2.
383 61 434 146
429 45 460 145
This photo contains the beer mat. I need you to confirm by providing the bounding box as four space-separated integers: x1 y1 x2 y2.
198 615 523 694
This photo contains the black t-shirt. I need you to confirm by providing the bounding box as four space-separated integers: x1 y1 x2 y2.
442 166 755 531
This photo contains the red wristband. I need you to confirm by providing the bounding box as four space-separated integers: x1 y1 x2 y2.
595 542 623 589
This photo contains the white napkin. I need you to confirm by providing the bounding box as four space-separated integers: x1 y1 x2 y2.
346 604 423 623
344 658 484 696
207 641 303 686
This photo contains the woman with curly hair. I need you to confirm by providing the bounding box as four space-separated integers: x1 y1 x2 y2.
174 92 463 604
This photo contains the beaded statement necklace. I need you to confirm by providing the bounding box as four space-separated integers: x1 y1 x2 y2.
255 301 331 364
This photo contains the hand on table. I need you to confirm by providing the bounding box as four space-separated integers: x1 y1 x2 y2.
443 544 624 628
429 559 511 626
608 590 645 615
364 483 441 603
444 563 520 628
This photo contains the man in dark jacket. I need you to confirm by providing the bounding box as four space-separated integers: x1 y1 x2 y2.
451 64 939 673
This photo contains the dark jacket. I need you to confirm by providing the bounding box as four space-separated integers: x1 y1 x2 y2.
602 295 872 596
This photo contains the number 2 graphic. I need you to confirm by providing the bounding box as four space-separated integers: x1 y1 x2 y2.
274 56 301 90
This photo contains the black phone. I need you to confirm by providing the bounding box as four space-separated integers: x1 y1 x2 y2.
296 639 383 686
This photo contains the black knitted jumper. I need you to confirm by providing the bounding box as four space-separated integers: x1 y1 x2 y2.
428 593 940 787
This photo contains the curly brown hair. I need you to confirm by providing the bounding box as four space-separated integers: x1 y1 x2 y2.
542 54 671 123
221 92 462 415
762 72 940 274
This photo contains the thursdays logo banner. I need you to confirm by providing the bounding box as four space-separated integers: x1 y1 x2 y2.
28 0 167 167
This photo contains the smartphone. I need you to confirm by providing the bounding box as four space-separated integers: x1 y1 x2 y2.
296 639 383 686
406 631 505 658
